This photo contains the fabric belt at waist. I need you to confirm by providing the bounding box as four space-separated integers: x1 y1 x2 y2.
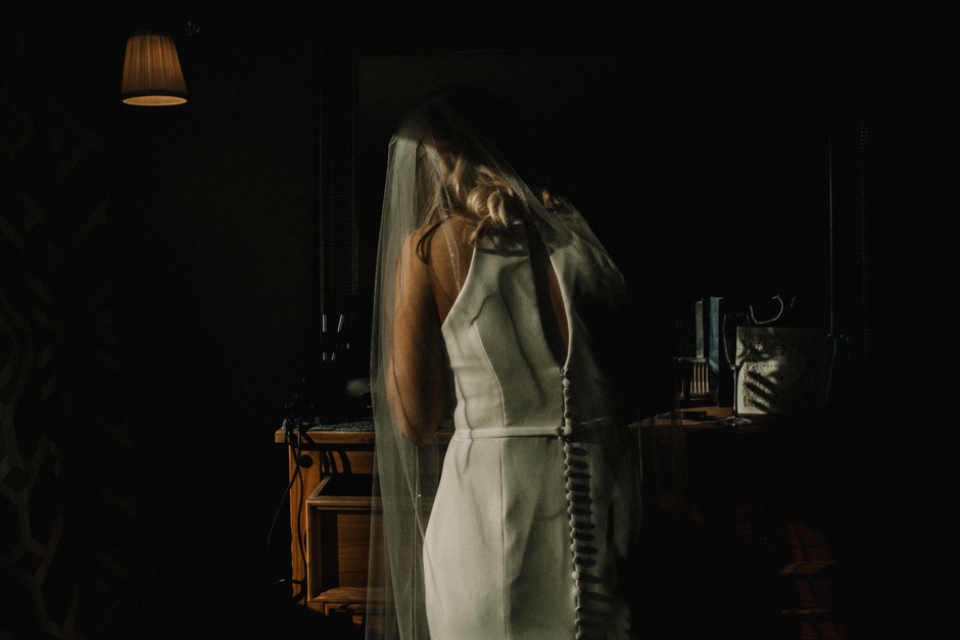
451 418 626 441
452 426 562 440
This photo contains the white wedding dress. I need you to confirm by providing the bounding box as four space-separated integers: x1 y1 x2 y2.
423 220 640 640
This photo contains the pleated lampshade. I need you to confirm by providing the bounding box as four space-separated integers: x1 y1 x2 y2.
121 33 187 106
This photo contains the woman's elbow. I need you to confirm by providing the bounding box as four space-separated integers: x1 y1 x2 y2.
386 381 436 445
400 424 433 447
397 408 441 446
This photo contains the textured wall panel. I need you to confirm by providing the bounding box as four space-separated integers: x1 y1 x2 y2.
1 10 136 638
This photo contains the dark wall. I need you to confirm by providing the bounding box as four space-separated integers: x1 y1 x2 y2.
111 2 325 637
3 0 331 637
113 1 333 637
2 4 137 636
2 1 954 638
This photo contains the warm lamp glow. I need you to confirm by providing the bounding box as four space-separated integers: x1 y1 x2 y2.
121 33 187 106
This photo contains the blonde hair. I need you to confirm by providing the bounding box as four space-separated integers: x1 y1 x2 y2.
413 105 559 261
416 141 518 246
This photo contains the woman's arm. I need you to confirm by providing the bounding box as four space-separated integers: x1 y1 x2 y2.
386 229 448 446
387 219 473 445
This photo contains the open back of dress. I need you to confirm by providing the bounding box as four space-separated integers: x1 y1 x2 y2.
426 218 640 639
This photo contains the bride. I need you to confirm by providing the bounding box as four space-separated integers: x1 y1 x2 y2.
366 92 641 640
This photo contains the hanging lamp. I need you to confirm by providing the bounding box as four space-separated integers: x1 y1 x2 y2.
121 33 187 106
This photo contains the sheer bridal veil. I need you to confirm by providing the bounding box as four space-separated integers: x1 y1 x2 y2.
364 92 630 640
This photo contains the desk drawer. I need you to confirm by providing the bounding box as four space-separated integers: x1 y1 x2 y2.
306 475 380 602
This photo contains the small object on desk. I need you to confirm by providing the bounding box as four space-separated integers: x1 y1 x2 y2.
736 327 829 414
673 357 714 405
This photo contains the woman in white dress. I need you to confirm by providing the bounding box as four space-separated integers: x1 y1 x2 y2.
366 94 641 640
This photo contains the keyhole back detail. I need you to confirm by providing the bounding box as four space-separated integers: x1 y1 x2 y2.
524 219 570 367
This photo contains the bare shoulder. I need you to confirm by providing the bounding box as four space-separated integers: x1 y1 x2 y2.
400 224 434 259
404 217 472 264
405 217 473 320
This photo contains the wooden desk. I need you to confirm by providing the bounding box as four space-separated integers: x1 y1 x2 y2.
635 406 847 638
273 411 735 623
274 423 453 624
277 409 846 637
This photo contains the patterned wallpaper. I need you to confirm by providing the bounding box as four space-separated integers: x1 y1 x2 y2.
1 10 137 638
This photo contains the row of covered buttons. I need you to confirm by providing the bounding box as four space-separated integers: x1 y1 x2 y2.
558 371 575 438
559 367 598 639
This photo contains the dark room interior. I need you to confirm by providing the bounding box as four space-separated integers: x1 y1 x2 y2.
2 1 955 638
